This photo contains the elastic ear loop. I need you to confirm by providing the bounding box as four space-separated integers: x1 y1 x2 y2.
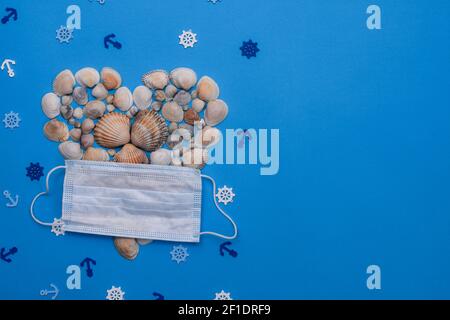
30 165 66 226
199 174 238 240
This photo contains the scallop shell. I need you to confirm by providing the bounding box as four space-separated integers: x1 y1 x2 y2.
101 67 122 90
170 67 197 91
84 100 106 119
161 101 184 122
75 67 100 88
131 110 169 152
94 112 131 148
43 119 69 142
184 109 200 125
205 99 228 126
82 147 110 161
58 141 83 160
114 237 139 260
41 93 61 119
53 69 75 96
92 83 108 100
73 87 88 105
81 134 94 149
113 87 133 111
197 76 220 102
114 143 149 164
142 70 169 90
150 148 172 166
182 148 208 169
133 85 152 110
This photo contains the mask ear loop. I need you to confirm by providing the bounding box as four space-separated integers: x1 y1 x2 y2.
199 174 238 240
30 165 66 226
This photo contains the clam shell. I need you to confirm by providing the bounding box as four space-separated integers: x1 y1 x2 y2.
205 99 228 126
43 119 69 142
137 239 153 246
61 95 73 106
170 67 197 91
142 70 169 90
82 147 110 161
94 112 131 148
101 67 122 90
53 69 75 96
150 148 172 166
197 76 220 102
114 143 149 164
70 128 82 141
152 101 162 112
131 110 169 152
92 83 108 100
58 141 83 160
173 90 191 106
60 105 73 120
164 84 178 99
182 148 208 169
41 93 61 119
133 85 152 110
161 101 184 122
73 87 88 106
114 237 139 260
81 118 95 134
192 98 205 113
154 90 166 102
184 109 200 125
81 134 94 149
75 67 100 88
84 100 106 119
113 87 133 111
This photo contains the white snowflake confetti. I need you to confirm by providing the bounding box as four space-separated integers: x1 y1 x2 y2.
106 286 125 300
56 25 74 43
3 111 21 129
216 185 235 205
170 245 189 264
214 290 232 300
178 30 198 48
51 218 65 236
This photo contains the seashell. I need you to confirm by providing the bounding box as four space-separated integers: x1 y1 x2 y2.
182 148 208 169
114 143 149 164
184 109 200 125
73 107 83 119
167 129 192 150
81 134 94 149
142 70 169 90
137 239 153 245
113 87 133 111
92 83 108 100
154 90 166 102
101 67 122 90
133 86 152 110
164 84 178 99
168 121 178 133
150 148 172 166
191 90 198 99
192 98 205 113
197 76 220 102
94 112 131 148
179 123 194 137
41 93 61 119
171 149 183 166
151 101 162 112
53 69 75 96
82 147 109 161
43 119 69 142
81 118 95 134
174 90 191 106
114 237 139 260
84 100 106 119
161 101 183 122
70 128 82 141
205 99 228 126
60 105 73 120
128 106 139 118
131 110 169 152
106 94 114 104
106 104 115 113
75 67 100 88
170 67 197 91
181 104 189 111
107 149 116 156
72 87 88 106
58 141 83 160
195 126 222 148
74 120 81 128
61 95 73 106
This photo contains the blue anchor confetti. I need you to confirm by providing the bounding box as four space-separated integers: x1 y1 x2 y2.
0 247 18 263
1 7 17 24
104 33 122 49
219 241 238 258
80 257 96 278
26 163 44 181
240 39 259 59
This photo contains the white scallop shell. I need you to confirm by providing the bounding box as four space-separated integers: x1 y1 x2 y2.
101 67 122 90
41 93 61 119
169 67 197 91
197 76 220 102
205 99 228 126
84 100 106 119
150 148 172 166
58 141 83 160
133 85 152 110
113 87 133 111
142 70 169 90
53 69 75 96
161 101 184 122
75 67 100 88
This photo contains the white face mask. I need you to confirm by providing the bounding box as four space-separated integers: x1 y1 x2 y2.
30 160 237 242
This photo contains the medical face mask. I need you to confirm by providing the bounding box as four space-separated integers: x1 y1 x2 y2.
30 160 237 242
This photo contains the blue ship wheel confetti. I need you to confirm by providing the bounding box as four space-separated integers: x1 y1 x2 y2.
25 163 44 181
240 39 259 59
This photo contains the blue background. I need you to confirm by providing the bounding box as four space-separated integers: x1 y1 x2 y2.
1 0 450 300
